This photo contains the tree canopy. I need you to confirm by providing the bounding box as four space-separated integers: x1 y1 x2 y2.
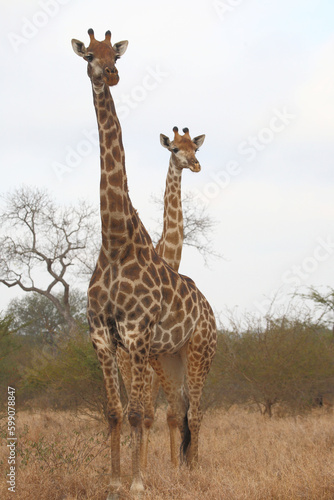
0 186 98 333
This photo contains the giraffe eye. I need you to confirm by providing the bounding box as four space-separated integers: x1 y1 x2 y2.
172 148 179 154
85 53 94 62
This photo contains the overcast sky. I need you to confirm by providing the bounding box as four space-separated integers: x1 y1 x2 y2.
1 0 333 319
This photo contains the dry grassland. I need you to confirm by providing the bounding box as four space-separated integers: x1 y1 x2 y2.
1 407 334 499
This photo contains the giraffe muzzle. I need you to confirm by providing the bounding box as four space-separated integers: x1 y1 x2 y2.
104 66 120 86
190 163 201 173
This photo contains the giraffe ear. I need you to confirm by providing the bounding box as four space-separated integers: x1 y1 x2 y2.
160 134 171 149
193 135 205 148
71 39 87 57
113 40 129 58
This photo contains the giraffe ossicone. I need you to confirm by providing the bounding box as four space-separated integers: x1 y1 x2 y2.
71 29 217 498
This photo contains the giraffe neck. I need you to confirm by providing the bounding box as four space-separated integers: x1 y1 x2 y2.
156 157 183 271
92 84 134 253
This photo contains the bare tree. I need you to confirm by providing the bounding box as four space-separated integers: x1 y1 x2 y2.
151 190 222 265
0 186 99 334
299 286 334 338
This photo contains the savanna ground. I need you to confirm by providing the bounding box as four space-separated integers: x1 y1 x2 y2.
1 406 334 500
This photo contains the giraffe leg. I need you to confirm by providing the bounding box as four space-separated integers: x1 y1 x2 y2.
126 333 153 495
142 369 160 467
90 324 123 499
148 371 178 466
140 363 155 469
151 369 161 409
183 323 216 468
149 351 188 463
167 405 179 467
117 348 155 469
116 347 131 416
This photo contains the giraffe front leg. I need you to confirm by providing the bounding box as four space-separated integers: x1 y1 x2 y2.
101 359 123 498
116 347 132 416
90 327 123 499
140 363 155 469
106 399 123 498
127 335 152 496
117 349 155 469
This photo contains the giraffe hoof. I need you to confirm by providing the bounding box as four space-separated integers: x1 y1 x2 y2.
130 478 145 498
106 480 122 500
106 493 119 500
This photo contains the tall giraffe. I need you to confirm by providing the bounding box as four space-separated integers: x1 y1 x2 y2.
72 29 217 498
117 126 206 468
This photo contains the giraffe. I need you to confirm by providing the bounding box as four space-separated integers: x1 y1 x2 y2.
71 29 217 498
156 126 206 271
117 126 206 468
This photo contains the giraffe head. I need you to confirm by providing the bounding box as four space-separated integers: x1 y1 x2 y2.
71 29 128 89
160 127 205 172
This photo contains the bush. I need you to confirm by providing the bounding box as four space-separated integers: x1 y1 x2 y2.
20 331 108 417
204 309 334 416
0 314 22 398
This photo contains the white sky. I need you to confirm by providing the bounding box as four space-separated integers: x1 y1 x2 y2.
1 0 334 319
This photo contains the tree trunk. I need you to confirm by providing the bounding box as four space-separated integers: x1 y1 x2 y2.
263 400 273 418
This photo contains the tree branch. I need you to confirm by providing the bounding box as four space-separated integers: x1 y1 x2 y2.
0 186 98 334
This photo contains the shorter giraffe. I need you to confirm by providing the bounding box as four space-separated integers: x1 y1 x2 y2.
117 126 206 467
156 126 206 271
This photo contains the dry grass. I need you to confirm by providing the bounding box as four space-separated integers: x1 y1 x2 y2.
1 407 334 499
